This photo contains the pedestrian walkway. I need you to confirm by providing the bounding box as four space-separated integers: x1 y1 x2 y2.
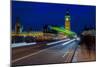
72 44 96 62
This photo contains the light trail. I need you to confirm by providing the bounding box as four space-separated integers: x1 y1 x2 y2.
12 42 37 48
47 39 70 45
62 39 76 45
12 39 75 63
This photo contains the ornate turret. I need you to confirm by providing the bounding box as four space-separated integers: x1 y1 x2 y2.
15 17 22 34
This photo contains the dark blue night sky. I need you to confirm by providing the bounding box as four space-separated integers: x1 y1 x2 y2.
12 1 96 34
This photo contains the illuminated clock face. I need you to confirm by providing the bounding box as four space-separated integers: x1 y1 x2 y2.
66 17 69 21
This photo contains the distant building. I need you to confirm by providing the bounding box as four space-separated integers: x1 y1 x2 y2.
65 10 71 30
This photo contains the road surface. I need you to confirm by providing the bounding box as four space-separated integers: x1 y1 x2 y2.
12 39 79 66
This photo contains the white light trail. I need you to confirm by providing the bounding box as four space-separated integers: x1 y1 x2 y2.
47 39 70 45
62 39 76 46
11 42 37 48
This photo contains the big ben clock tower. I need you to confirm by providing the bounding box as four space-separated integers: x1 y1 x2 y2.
65 10 71 30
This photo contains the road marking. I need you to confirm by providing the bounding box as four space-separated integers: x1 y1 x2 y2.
62 50 73 57
12 48 47 63
12 39 75 63
62 52 69 57
64 53 73 63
